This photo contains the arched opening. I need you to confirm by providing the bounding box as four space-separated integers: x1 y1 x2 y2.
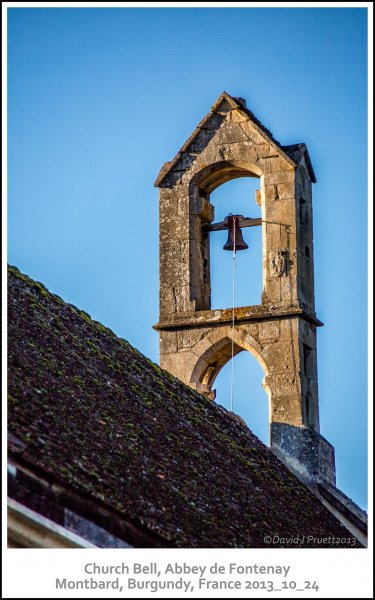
190 334 270 445
209 177 262 309
214 350 269 444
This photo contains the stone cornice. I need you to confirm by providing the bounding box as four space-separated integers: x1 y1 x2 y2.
154 305 323 331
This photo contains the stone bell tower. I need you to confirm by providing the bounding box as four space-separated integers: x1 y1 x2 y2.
153 92 336 487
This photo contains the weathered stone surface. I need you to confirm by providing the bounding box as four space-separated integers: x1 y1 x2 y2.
264 184 277 202
271 423 336 485
176 329 210 350
159 330 178 354
258 321 280 341
276 182 295 200
266 170 295 184
155 91 330 487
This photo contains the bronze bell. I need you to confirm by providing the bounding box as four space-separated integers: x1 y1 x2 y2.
223 214 249 252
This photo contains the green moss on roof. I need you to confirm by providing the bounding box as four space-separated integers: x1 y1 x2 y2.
7 264 358 547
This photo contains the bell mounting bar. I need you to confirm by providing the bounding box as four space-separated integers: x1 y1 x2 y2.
202 216 262 232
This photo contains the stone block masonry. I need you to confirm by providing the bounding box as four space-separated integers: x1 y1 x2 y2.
154 92 330 485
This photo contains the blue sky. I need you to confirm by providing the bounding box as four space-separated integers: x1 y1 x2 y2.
7 7 368 509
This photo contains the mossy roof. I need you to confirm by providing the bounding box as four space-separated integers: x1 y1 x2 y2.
7 265 357 547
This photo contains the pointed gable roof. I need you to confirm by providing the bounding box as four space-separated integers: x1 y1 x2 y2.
154 91 316 187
